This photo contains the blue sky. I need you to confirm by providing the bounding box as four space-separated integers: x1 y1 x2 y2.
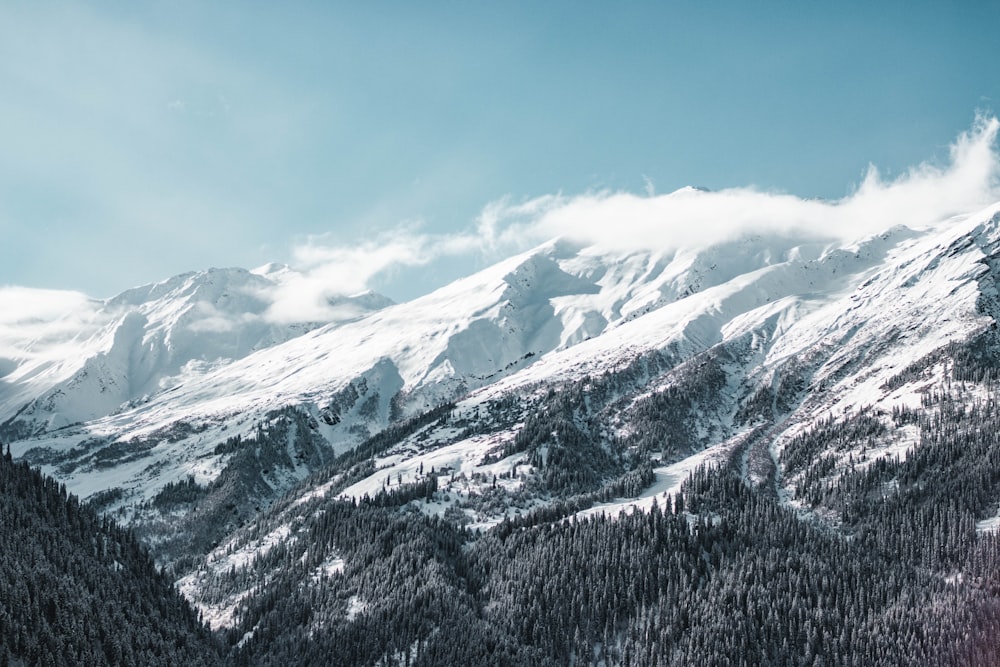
2 1 999 302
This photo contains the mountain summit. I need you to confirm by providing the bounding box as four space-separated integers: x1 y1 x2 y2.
6 201 1000 664
2 202 998 516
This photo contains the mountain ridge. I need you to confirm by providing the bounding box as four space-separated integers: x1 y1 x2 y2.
7 202 1000 664
3 202 1000 552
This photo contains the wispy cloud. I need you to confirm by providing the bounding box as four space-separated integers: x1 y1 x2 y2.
485 114 1000 251
0 287 104 366
3 119 997 333
265 116 999 323
262 226 487 323
0 287 91 326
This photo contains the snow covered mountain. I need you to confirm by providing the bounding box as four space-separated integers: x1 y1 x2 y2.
0 265 393 437
2 231 828 494
5 199 1000 579
9 191 1000 664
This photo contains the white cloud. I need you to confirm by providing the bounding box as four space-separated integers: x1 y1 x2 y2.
267 116 1000 322
0 286 91 325
0 287 104 362
488 115 1000 252
262 225 488 323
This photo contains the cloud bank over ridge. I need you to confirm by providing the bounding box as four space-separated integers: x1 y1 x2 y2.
273 115 999 319
2 116 998 329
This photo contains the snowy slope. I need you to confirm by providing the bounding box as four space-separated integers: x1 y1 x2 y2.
5 202 1000 550
72 230 840 435
3 230 832 496
0 266 392 436
170 201 1000 625
252 203 1000 530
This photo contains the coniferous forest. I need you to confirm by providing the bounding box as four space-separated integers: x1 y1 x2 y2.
215 418 1000 667
152 356 1000 665
8 353 1000 665
0 447 220 666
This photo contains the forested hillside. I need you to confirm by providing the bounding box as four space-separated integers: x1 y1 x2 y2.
208 470 1000 665
0 447 219 666
8 199 1000 665
189 355 1000 666
10 359 1000 665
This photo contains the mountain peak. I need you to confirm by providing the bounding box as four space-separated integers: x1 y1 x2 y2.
4 202 1000 541
250 261 295 279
